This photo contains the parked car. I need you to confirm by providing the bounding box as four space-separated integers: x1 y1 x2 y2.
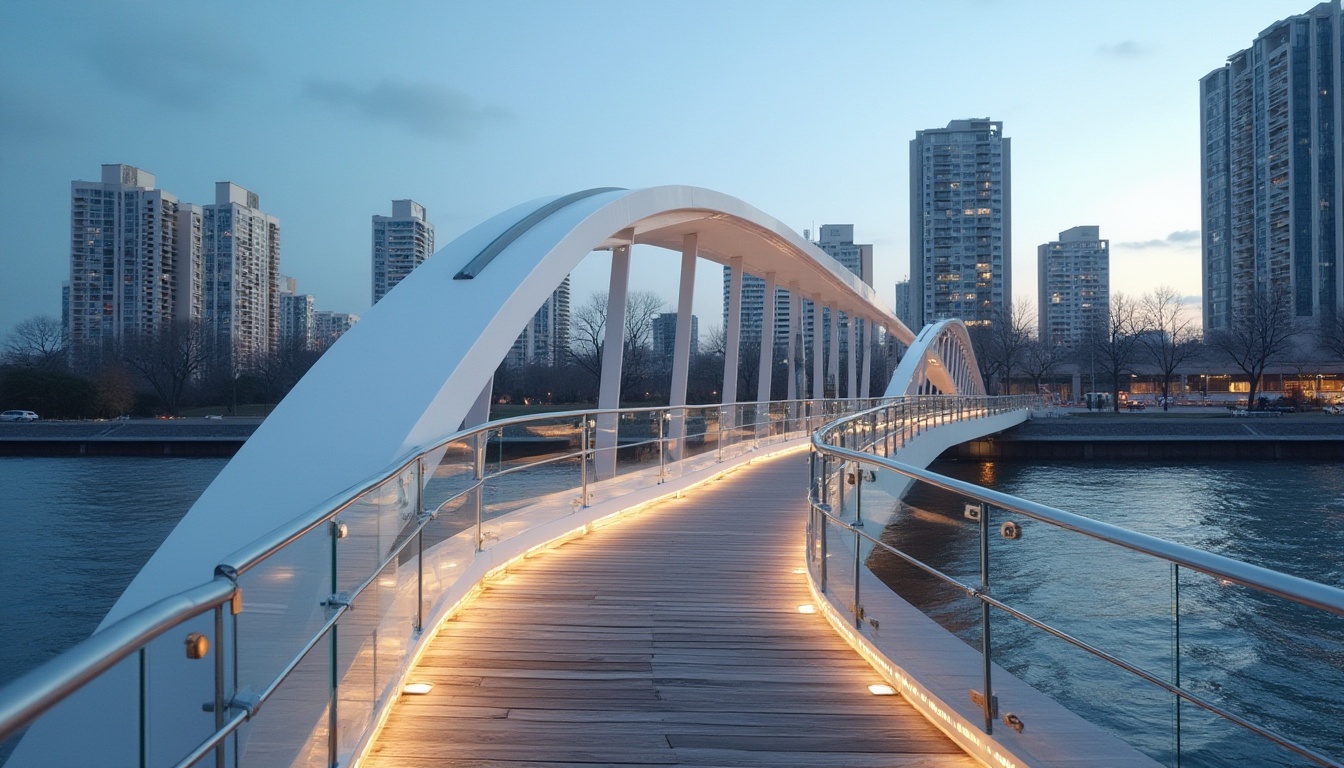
0 410 40 422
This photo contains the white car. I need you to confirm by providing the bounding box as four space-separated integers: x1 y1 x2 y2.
0 410 40 422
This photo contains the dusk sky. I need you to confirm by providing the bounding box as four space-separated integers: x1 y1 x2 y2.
0 1 1311 342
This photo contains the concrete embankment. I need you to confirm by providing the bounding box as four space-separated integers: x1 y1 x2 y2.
0 419 260 457
947 411 1344 461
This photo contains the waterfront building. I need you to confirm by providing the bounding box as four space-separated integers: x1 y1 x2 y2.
895 279 913 329
279 291 316 351
313 310 359 349
67 164 201 362
1037 226 1110 347
909 119 1011 327
371 199 435 305
202 183 280 369
1201 3 1344 333
652 311 698 367
504 277 570 368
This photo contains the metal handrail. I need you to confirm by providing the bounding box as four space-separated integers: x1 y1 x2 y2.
0 578 236 743
0 397 850 758
809 399 1344 767
812 418 1344 617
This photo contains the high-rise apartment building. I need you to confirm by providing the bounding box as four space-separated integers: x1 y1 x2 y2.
1201 3 1343 332
725 225 872 351
505 277 571 368
314 311 359 349
894 280 913 329
652 312 698 367
279 282 316 352
813 224 874 357
909 119 1011 327
67 164 201 359
1037 226 1110 347
372 200 435 304
202 183 281 368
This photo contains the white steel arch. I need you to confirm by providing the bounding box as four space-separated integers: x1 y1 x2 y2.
96 185 943 631
885 319 986 397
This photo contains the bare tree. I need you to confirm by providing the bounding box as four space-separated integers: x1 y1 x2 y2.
121 321 208 415
1206 283 1300 411
3 315 67 369
566 290 667 401
1140 287 1201 410
1320 312 1344 363
1083 293 1148 412
1020 337 1065 399
968 299 1034 394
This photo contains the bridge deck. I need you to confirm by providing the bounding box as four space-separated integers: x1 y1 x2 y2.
363 451 977 767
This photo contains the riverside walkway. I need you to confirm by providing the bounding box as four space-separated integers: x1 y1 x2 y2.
363 451 978 768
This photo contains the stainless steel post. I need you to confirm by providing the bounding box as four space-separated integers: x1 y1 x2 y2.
474 431 486 551
853 526 862 629
415 459 424 633
214 605 225 768
658 410 666 483
580 420 589 507
328 626 338 767
854 463 864 528
979 501 993 734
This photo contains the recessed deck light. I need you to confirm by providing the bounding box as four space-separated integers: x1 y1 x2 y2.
402 682 434 695
797 604 816 614
868 683 897 696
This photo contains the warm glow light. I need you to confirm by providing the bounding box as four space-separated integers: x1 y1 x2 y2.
791 567 806 574
797 604 817 614
402 682 434 695
868 683 897 696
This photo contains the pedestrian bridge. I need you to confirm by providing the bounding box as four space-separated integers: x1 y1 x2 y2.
3 187 1341 768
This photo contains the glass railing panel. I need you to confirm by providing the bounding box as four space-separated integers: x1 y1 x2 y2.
232 525 332 710
336 469 416 596
0 654 143 766
1171 567 1344 767
424 437 478 512
142 624 220 767
482 453 585 545
818 515 857 618
240 625 333 768
335 559 406 767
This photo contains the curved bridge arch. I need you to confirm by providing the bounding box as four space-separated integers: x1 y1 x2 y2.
885 319 985 397
101 185 952 627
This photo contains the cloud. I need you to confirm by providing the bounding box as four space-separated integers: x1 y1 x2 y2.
84 33 253 113
1117 230 1199 250
1097 41 1151 59
304 78 510 139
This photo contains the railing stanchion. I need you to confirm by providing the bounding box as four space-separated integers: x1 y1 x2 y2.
415 459 424 633
658 410 666 484
853 525 862 629
979 500 993 734
328 626 339 767
214 605 225 768
474 431 486 550
580 419 590 507
854 462 864 528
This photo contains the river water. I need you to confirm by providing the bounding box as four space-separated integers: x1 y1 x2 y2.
1 457 1340 766
870 459 1344 767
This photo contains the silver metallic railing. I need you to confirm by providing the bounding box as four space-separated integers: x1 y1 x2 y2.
0 397 890 768
809 401 1344 768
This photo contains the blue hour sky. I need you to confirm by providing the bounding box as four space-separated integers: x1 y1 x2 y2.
0 0 1310 342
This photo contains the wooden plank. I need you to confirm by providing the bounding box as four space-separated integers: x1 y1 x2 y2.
362 453 978 768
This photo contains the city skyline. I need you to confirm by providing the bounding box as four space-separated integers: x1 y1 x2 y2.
0 1 1314 343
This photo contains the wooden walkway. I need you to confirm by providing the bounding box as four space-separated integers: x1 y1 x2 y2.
363 452 977 768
